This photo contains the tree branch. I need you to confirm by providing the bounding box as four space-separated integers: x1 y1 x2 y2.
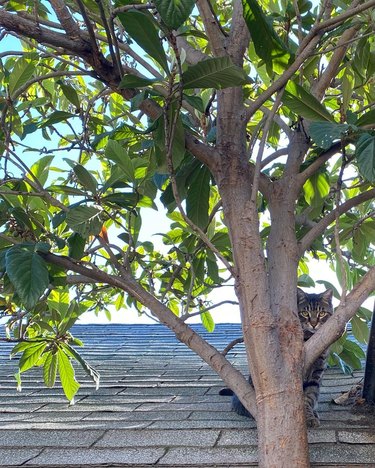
304 266 375 375
298 188 375 255
49 0 82 38
196 0 227 56
40 251 257 417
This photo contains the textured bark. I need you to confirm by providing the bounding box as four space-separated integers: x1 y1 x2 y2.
363 304 375 404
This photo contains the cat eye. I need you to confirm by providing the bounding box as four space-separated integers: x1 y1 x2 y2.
318 311 327 317
300 311 309 317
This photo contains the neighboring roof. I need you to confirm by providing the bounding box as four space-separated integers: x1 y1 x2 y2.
0 323 374 467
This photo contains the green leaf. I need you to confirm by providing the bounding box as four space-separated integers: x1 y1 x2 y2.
57 81 80 109
9 58 36 97
355 134 375 182
309 122 352 150
73 164 98 193
186 166 211 229
201 310 215 332
30 155 54 187
182 57 249 90
101 192 139 209
48 288 70 320
67 232 86 260
5 246 49 308
43 352 58 387
39 111 75 128
47 185 87 196
105 140 135 182
303 172 330 207
63 343 100 390
19 342 47 372
57 348 80 402
242 0 290 73
66 205 102 238
283 82 334 122
153 0 196 29
356 109 375 127
350 314 369 344
117 11 169 74
119 74 160 89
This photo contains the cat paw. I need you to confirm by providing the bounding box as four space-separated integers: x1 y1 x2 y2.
306 415 320 427
305 407 320 427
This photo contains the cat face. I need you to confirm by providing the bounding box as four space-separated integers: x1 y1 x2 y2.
297 288 333 337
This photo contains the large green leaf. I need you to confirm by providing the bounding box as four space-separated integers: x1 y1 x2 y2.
43 352 58 387
182 57 249 90
18 342 47 372
5 245 49 308
66 205 102 238
154 0 196 30
9 58 36 97
242 0 290 73
117 11 169 74
63 343 100 390
39 111 75 128
30 155 54 187
186 166 211 229
57 81 80 109
73 164 98 193
105 139 135 182
309 121 352 150
283 82 334 122
303 172 330 207
356 109 375 127
355 134 375 182
57 348 80 402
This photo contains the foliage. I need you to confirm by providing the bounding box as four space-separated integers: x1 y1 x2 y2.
0 0 373 405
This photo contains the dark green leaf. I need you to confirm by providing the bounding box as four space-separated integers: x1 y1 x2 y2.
186 166 210 229
5 246 49 308
39 111 75 128
356 109 375 127
283 82 334 122
242 0 290 73
66 205 102 238
355 134 375 182
350 314 369 344
101 192 139 209
47 185 87 196
105 140 135 182
182 57 249 90
73 164 98 193
310 121 352 150
154 0 196 29
58 81 80 109
117 11 169 74
67 233 86 260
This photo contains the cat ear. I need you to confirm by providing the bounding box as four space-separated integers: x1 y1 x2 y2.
321 289 333 302
297 288 306 302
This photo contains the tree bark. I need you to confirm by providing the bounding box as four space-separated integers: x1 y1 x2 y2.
362 303 375 404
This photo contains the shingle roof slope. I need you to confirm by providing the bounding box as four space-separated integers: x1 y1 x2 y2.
0 323 374 467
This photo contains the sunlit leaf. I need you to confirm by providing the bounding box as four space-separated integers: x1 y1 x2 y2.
66 205 102 238
57 348 80 402
43 352 58 387
9 58 36 97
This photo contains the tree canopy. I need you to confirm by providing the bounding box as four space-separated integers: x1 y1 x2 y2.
0 2 374 464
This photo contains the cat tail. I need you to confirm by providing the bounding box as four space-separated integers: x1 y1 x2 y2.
219 387 234 396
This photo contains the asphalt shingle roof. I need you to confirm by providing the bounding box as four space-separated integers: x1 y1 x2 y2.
0 323 374 467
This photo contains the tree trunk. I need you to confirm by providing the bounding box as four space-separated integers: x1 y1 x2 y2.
363 303 375 404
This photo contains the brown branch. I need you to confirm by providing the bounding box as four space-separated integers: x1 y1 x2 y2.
49 0 82 38
0 9 90 54
297 143 342 184
312 25 360 100
40 251 257 418
298 188 375 256
222 336 244 356
228 0 250 65
304 266 375 375
196 0 227 56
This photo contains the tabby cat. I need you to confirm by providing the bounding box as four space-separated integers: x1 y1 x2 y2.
220 288 333 427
